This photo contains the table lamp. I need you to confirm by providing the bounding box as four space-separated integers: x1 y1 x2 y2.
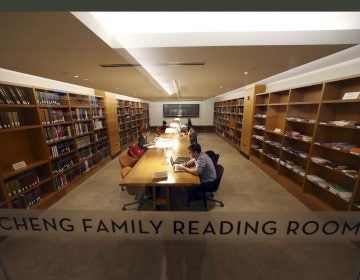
165 127 177 134
155 138 173 164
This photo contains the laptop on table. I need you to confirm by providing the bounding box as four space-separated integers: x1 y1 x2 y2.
173 156 190 164
170 156 185 172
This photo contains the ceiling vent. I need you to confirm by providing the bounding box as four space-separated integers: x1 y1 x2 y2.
100 62 205 67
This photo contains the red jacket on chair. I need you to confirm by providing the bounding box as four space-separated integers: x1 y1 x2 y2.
128 144 145 159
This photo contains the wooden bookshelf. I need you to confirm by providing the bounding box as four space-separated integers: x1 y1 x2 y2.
214 98 245 149
249 77 360 211
0 83 110 209
116 99 150 150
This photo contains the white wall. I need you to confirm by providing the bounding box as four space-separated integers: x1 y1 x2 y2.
149 100 214 126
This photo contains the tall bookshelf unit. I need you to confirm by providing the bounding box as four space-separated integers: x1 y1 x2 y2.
214 98 244 149
250 76 360 211
117 99 150 149
0 83 110 209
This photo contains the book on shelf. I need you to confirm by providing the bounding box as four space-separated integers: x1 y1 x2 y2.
342 91 360 100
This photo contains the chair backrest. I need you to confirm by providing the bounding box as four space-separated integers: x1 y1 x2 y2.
205 150 220 166
118 154 138 168
202 164 224 193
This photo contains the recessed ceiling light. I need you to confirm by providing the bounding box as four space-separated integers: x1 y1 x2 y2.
244 72 248 75
84 78 88 81
219 86 223 89
74 75 79 78
115 87 119 90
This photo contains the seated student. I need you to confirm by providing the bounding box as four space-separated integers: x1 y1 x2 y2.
188 127 197 144
156 120 168 136
187 118 192 132
137 129 151 150
179 143 217 195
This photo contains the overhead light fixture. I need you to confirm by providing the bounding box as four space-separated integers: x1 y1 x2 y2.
244 72 248 75
84 78 88 80
74 75 79 78
74 12 360 96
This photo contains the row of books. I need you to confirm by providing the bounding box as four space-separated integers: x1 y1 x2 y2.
55 169 77 189
314 141 360 155
98 148 109 162
92 108 104 118
265 140 282 148
306 175 352 201
253 125 265 130
72 108 89 121
254 114 266 118
12 189 41 209
74 122 90 136
95 130 107 141
93 119 104 130
79 159 92 173
282 146 308 159
118 107 144 115
252 134 265 141
284 131 313 142
0 111 21 129
119 100 147 108
311 157 358 179
280 160 305 176
286 117 316 124
96 140 108 151
0 86 30 105
51 155 74 174
39 108 66 125
44 126 73 143
251 144 263 153
5 170 40 197
76 135 91 149
36 90 64 105
79 146 94 161
48 141 73 159
318 120 360 128
214 107 244 114
263 152 280 162
90 96 101 107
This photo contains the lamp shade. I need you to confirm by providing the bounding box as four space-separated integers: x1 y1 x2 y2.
155 138 173 149
165 127 177 134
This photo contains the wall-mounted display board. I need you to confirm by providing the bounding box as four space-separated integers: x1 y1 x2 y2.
163 104 199 117
249 76 360 211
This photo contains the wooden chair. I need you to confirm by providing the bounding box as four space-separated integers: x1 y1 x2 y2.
118 153 138 168
121 166 132 179
118 154 138 190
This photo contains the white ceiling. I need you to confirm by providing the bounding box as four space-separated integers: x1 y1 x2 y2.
0 12 359 101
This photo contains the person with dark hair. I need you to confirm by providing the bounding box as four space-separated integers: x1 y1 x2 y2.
187 118 192 131
180 143 216 184
138 129 151 150
155 120 167 136
188 127 197 144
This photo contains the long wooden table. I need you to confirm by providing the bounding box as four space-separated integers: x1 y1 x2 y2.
121 134 200 210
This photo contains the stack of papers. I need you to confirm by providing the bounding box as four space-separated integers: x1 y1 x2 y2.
153 171 168 180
